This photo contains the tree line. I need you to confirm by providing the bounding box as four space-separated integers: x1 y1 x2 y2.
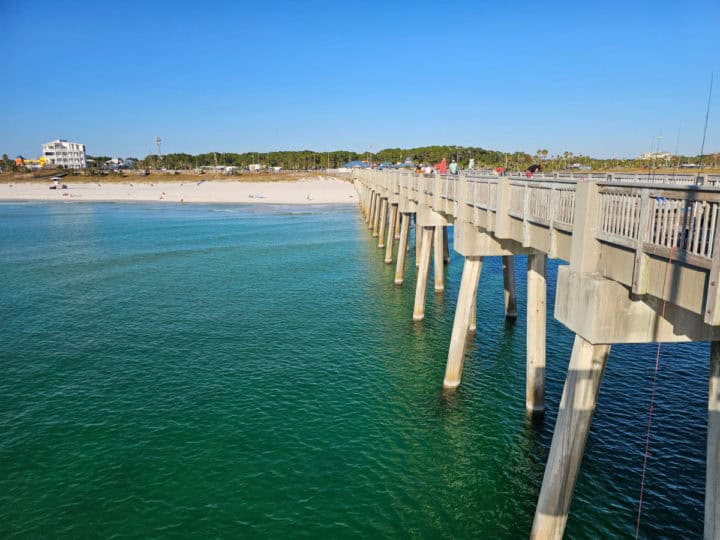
2 147 718 174
130 147 548 170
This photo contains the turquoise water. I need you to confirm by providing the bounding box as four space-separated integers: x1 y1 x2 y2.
0 202 710 538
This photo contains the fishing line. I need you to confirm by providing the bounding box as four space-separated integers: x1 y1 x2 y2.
635 244 676 538
697 72 714 184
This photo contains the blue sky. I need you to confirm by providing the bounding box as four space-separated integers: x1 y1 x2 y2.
2 0 718 159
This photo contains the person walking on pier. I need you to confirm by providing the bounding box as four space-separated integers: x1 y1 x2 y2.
449 159 458 175
526 163 541 178
436 157 448 174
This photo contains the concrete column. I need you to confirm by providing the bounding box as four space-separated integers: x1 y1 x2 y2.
502 255 518 319
468 284 478 333
378 198 388 246
394 207 401 240
372 196 382 237
706 341 720 540
443 226 450 263
434 226 445 292
394 213 410 285
415 217 421 268
369 192 377 229
527 253 547 415
531 335 611 539
385 204 397 263
443 256 483 388
413 226 434 321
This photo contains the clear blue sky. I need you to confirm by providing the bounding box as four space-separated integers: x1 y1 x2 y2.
2 0 718 159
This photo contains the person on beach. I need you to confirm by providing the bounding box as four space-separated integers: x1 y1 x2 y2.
449 159 458 175
525 164 541 178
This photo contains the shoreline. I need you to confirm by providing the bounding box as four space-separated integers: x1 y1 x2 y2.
0 176 358 205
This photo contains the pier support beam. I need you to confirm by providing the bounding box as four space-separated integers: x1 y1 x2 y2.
372 196 382 237
362 187 372 223
394 213 410 285
502 255 518 319
377 198 388 245
443 256 483 389
394 208 401 240
373 192 380 229
469 286 477 333
443 226 450 263
367 191 374 227
526 253 547 415
415 217 421 268
531 335 611 539
434 226 445 292
385 204 397 263
413 226 434 321
706 341 720 540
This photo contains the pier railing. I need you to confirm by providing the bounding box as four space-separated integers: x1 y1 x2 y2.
356 169 720 325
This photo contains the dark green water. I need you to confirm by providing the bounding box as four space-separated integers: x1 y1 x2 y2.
0 202 710 538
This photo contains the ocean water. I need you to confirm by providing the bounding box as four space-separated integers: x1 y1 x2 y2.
0 201 710 538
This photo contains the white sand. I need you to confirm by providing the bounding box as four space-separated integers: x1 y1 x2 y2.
0 176 358 205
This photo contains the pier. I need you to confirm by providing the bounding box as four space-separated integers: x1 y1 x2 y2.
354 169 720 539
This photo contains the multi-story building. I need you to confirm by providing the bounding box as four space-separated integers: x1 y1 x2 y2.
42 139 87 169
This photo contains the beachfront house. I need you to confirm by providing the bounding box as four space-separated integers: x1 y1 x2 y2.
42 139 87 169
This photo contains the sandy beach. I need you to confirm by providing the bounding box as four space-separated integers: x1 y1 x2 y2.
0 176 357 205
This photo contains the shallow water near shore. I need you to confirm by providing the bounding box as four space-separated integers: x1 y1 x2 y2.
0 201 709 537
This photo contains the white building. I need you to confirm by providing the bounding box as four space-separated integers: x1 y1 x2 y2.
42 139 87 169
639 151 672 161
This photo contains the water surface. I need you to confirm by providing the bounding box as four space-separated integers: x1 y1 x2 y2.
0 202 709 537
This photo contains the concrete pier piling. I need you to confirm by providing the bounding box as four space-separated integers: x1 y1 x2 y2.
531 336 611 539
394 213 410 285
502 255 518 319
367 191 374 227
394 207 401 240
378 198 388 247
526 252 547 415
443 227 450 263
415 217 421 268
372 196 382 237
385 204 397 263
413 226 434 321
468 286 478 333
707 341 720 540
434 226 445 292
443 256 483 388
369 192 378 231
